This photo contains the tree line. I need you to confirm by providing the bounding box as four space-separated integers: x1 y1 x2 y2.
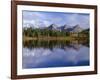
23 27 70 37
23 27 89 38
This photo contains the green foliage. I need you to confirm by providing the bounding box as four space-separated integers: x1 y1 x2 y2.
23 27 89 38
80 29 89 37
23 28 70 37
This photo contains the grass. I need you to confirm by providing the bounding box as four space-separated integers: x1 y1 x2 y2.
23 36 87 41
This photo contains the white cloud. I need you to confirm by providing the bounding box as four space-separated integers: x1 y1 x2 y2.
43 20 51 27
65 14 79 26
23 11 89 29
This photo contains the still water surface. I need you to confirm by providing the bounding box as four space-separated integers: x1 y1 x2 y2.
22 40 89 69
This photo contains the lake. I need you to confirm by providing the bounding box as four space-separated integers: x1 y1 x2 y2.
22 39 90 69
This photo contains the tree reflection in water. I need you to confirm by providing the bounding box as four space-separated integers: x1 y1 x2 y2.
23 39 89 50
22 39 90 69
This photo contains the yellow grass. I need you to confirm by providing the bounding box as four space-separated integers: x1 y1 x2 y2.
23 36 79 41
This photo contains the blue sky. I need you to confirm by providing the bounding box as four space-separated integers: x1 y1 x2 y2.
23 10 90 29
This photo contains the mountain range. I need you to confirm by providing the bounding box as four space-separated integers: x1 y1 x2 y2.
45 24 84 33
24 24 89 33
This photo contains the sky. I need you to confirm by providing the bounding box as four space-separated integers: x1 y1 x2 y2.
22 10 90 29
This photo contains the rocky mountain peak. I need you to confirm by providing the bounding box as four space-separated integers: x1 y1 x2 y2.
72 24 83 32
48 24 58 30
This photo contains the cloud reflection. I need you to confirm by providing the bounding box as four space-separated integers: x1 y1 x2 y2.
22 45 89 68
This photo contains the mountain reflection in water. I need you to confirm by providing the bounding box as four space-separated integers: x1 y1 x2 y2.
22 39 89 69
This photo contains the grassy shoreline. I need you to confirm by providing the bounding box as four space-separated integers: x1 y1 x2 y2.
23 36 87 41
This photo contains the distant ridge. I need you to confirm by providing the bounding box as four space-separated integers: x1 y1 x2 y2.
23 23 88 33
